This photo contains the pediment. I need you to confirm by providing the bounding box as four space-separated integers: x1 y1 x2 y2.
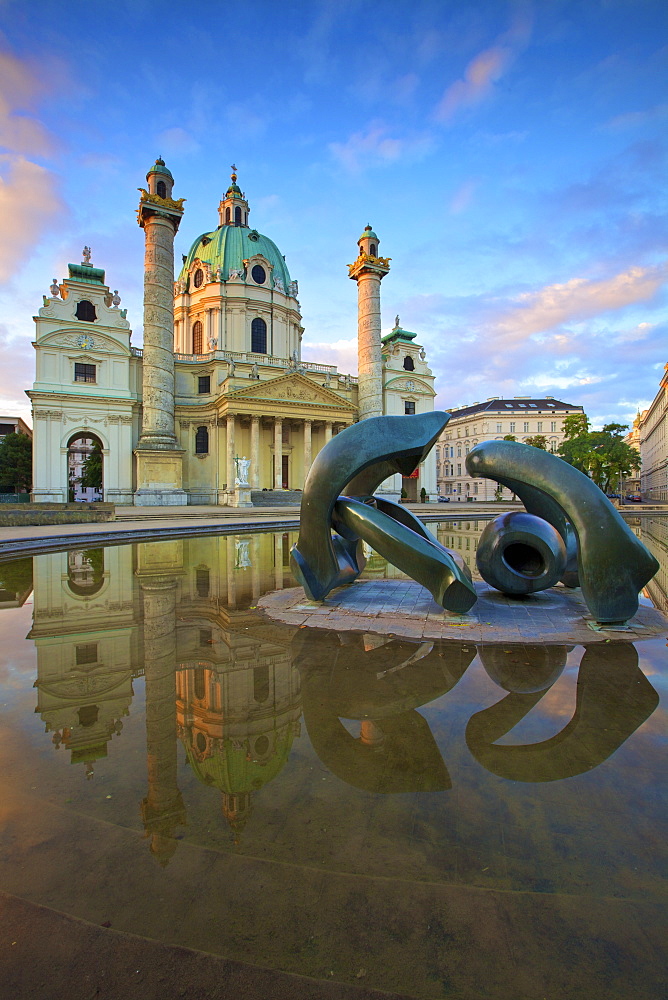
228 372 353 408
38 330 129 356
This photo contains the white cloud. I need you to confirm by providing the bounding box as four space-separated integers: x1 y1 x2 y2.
302 337 358 375
0 156 65 283
329 123 433 173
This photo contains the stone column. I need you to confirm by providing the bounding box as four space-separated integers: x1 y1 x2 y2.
135 163 186 505
274 417 283 489
348 228 390 421
324 421 333 444
226 536 237 609
303 419 312 484
138 571 186 865
251 415 260 488
226 413 235 499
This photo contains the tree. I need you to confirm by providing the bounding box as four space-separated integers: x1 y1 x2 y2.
503 434 516 442
80 440 103 492
0 432 32 492
524 434 548 449
562 413 590 440
558 422 640 493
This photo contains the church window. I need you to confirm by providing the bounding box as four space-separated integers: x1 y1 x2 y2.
193 268 204 288
199 629 212 648
156 180 166 198
405 400 415 415
75 300 96 322
225 207 231 223
195 730 206 750
74 363 96 383
370 243 377 256
251 317 267 353
78 705 99 728
192 320 203 354
253 665 270 703
234 206 242 225
251 264 266 285
195 426 209 454
198 375 210 394
403 355 414 371
76 643 98 665
196 568 210 595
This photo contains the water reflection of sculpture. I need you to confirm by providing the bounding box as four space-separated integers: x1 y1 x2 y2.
293 630 658 788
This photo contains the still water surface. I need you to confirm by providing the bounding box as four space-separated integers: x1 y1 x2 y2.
0 518 666 999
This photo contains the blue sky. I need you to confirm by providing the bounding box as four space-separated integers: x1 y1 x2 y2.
0 0 666 428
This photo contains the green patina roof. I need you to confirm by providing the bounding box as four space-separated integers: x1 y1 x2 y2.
147 157 173 180
227 182 243 195
186 725 295 794
382 326 417 344
68 263 106 285
359 226 379 242
179 225 292 289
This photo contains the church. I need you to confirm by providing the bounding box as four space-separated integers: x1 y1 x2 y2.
29 160 436 505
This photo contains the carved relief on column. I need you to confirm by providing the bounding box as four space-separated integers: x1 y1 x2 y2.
251 415 260 488
356 271 383 420
274 417 283 489
226 413 235 493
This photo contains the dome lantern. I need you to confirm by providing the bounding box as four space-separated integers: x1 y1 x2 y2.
146 157 174 200
218 165 250 228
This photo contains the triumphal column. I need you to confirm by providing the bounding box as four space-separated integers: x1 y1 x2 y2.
348 225 390 421
134 158 187 505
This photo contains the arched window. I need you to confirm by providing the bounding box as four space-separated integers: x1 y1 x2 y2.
192 321 203 354
234 206 242 225
195 426 209 454
156 180 166 198
225 207 231 223
251 317 267 353
370 243 377 256
193 268 204 288
403 355 415 371
75 300 96 322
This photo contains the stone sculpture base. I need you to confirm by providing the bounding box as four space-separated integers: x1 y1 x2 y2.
134 449 186 506
259 579 667 645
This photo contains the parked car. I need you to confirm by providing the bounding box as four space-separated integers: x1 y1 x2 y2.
437 495 450 502
626 494 643 502
606 493 621 499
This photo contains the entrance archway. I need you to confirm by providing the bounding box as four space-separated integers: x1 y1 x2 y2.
68 433 103 502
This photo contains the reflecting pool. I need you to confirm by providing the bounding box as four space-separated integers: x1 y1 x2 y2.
0 519 666 999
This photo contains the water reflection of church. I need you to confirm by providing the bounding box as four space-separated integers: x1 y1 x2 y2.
29 533 302 850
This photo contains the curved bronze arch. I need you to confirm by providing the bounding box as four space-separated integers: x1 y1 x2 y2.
466 440 659 622
465 643 659 782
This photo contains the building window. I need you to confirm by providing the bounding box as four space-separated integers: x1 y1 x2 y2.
75 300 96 322
198 375 210 394
457 464 461 476
196 568 210 597
235 206 242 225
195 426 209 454
74 363 96 383
403 355 415 371
523 422 529 432
76 643 98 665
251 264 266 284
156 180 166 198
192 320 203 354
225 207 231 223
251 317 267 353
496 423 502 432
193 268 204 289
537 421 543 432
509 422 515 432
369 243 377 256
405 400 415 415
551 421 557 432
457 447 461 457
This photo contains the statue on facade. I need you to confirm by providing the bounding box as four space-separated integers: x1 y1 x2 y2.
111 290 121 308
250 363 259 379
235 456 251 486
288 280 299 297
82 246 92 264
50 279 60 299
228 268 243 281
273 276 284 293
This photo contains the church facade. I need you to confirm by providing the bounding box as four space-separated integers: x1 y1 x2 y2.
29 161 436 505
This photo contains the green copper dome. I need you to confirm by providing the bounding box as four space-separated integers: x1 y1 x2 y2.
185 725 296 794
179 225 292 290
359 225 379 242
147 157 173 180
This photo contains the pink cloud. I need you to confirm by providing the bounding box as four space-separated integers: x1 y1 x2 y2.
0 155 65 283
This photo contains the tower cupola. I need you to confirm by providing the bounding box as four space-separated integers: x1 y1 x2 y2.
218 166 250 228
146 157 174 200
358 224 380 258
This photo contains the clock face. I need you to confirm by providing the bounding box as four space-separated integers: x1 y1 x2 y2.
406 380 415 391
76 334 95 349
